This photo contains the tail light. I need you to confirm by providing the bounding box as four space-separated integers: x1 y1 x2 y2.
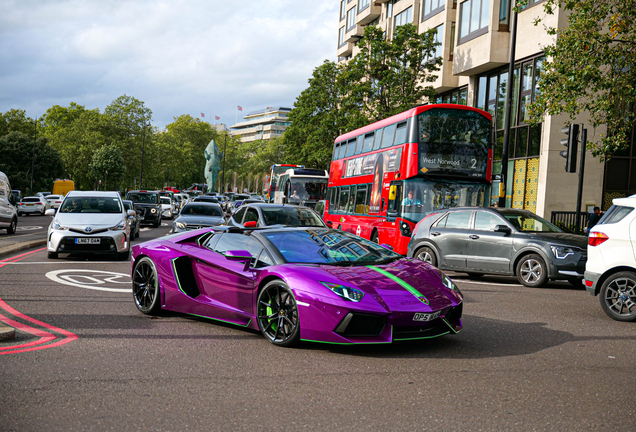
588 232 609 247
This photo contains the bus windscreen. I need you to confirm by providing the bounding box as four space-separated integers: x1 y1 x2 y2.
417 108 490 178
288 178 328 204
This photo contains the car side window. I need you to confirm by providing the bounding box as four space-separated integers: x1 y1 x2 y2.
474 212 505 231
436 211 472 229
212 233 271 268
233 207 247 223
244 208 259 224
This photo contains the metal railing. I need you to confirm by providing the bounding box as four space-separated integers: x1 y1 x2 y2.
550 211 590 235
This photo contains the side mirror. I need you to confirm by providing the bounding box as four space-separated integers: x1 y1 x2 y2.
45 209 56 217
224 250 252 271
127 209 136 217
380 243 394 251
495 224 512 235
243 221 257 228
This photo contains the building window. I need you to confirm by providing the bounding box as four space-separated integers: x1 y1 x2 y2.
340 0 346 21
358 0 370 13
434 87 468 106
499 0 510 28
520 0 545 10
450 22 456 58
425 24 444 62
347 5 357 31
339 26 346 47
422 0 445 21
458 0 490 44
387 0 396 19
394 6 413 30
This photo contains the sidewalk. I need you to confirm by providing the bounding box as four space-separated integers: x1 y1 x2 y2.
0 234 47 342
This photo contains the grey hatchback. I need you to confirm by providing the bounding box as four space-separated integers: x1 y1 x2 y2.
407 207 588 287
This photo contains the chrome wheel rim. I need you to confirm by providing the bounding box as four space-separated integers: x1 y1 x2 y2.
133 259 157 311
257 284 298 344
416 250 434 265
520 258 543 284
604 277 636 318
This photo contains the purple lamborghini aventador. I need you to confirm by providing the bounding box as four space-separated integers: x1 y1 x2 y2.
131 226 463 347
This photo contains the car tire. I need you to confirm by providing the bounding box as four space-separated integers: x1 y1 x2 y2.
516 254 548 287
132 256 161 315
466 272 484 279
599 271 636 322
414 246 437 267
7 218 17 234
371 231 379 244
153 218 160 228
256 280 300 347
47 252 58 259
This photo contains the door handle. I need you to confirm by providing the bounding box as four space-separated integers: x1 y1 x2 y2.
431 232 441 236
469 235 480 240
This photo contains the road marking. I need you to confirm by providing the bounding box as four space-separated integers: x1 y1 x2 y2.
16 225 43 231
45 269 131 292
140 228 151 232
455 279 523 287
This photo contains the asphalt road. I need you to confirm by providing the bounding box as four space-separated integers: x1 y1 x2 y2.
0 222 634 431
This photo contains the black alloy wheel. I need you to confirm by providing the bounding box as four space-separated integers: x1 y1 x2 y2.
599 271 636 322
257 280 300 347
132 256 161 315
415 246 437 267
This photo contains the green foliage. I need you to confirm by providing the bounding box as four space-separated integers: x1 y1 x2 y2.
527 0 636 159
89 145 126 190
281 24 441 169
0 109 35 137
0 131 64 194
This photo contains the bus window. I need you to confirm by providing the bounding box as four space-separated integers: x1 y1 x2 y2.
355 135 364 155
345 138 356 157
346 186 357 213
387 182 402 216
339 187 350 214
338 142 347 159
394 121 408 145
365 183 371 214
363 133 374 153
333 143 340 160
381 123 397 148
354 185 367 214
373 128 384 150
330 187 339 212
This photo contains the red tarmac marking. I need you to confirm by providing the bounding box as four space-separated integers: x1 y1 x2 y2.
0 248 78 355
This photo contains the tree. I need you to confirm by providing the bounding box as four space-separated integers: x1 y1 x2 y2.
0 131 64 194
527 0 636 158
0 109 35 137
89 145 125 190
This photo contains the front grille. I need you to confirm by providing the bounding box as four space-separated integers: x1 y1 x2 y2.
393 320 450 340
58 237 116 251
69 228 108 235
186 224 212 230
335 313 386 337
445 303 462 323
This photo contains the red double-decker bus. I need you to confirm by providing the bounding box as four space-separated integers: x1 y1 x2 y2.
323 104 493 255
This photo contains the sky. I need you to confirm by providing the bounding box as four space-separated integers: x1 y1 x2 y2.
0 0 339 129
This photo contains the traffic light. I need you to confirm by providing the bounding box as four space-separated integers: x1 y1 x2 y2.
560 124 579 173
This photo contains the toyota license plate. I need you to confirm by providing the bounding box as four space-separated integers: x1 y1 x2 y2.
413 311 440 322
76 238 100 244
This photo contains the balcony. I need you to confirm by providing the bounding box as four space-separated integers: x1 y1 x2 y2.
344 24 365 43
357 2 381 25
374 0 390 3
452 27 509 76
337 41 353 58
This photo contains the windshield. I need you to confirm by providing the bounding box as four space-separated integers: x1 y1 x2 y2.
288 178 328 204
398 178 488 223
181 204 223 216
417 108 491 178
59 197 122 214
261 207 325 227
261 229 400 264
127 193 158 204
160 197 171 204
499 211 563 232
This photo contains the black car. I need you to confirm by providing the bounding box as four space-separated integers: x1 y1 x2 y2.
172 202 225 233
228 203 326 228
407 207 588 287
122 200 141 239
125 190 162 227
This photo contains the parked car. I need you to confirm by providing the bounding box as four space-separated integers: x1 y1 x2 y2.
171 202 225 233
18 196 51 216
407 207 588 287
45 194 64 209
131 226 463 346
125 190 162 227
228 203 327 229
0 171 18 234
584 196 636 321
45 191 134 260
122 199 141 239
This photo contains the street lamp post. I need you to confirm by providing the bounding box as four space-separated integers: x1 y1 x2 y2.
222 134 227 193
105 170 108 191
139 123 150 189
30 120 37 195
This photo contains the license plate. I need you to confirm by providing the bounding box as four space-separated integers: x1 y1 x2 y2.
76 238 100 244
413 311 440 322
26 204 34 206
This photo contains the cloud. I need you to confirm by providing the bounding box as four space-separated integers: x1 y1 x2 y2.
0 0 338 127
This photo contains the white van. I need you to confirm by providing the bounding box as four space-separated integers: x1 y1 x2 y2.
0 171 19 234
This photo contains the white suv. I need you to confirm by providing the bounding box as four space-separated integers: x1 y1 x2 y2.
584 196 636 322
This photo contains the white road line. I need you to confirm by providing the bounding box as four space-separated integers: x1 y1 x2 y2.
455 279 523 287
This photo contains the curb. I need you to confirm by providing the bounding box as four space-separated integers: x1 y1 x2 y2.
0 239 47 260
0 239 47 342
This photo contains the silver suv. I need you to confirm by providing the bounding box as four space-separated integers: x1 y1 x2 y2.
0 171 18 234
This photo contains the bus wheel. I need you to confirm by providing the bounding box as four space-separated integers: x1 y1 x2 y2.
371 231 379 244
415 246 437 267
